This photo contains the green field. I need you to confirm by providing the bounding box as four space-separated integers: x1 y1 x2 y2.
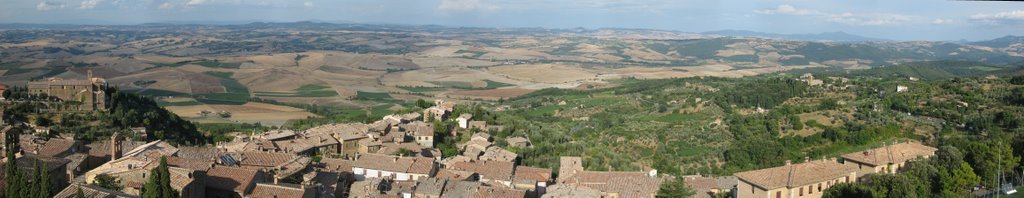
398 86 448 92
355 91 392 100
157 100 203 106
254 84 339 97
193 60 243 69
196 71 250 105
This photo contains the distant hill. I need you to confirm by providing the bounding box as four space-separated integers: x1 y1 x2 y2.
969 35 1024 48
702 30 886 42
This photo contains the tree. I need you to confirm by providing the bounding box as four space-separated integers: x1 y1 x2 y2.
942 162 980 197
393 148 417 157
822 183 875 198
862 174 917 198
656 177 693 198
75 186 85 198
416 99 432 109
141 157 178 198
94 173 122 191
37 161 50 198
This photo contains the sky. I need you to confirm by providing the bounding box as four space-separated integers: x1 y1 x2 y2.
1 0 1023 41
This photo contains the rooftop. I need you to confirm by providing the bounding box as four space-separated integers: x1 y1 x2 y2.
841 141 938 167
249 183 311 198
734 159 858 190
206 165 263 194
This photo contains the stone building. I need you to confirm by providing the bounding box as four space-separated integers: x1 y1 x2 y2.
27 70 108 111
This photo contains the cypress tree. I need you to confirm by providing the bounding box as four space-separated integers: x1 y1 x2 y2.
75 186 85 198
30 160 41 198
4 141 19 198
38 162 49 198
142 156 178 198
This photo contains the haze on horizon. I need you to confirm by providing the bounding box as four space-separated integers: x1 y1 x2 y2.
1 0 1023 41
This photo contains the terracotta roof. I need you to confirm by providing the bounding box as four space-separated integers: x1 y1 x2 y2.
414 178 447 196
378 142 439 158
514 166 552 184
480 147 517 162
353 154 433 174
474 186 527 198
434 169 475 181
259 130 298 140
175 146 223 160
734 159 858 190
302 131 341 147
560 171 663 198
505 137 530 147
407 122 434 137
542 184 602 198
145 156 213 172
447 160 514 182
206 166 263 194
349 178 387 197
841 141 938 167
440 181 480 198
239 151 299 167
38 138 78 157
53 184 138 198
469 121 487 130
273 138 315 154
309 171 340 197
319 158 355 173
684 176 718 192
249 183 311 198
16 154 70 171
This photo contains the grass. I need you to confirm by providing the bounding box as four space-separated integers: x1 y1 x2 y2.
398 86 448 92
157 100 203 106
196 71 250 105
355 91 392 100
429 81 476 89
1007 186 1024 198
482 80 515 89
455 49 487 58
194 60 242 69
254 84 339 97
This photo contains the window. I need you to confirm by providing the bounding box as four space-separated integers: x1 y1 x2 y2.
817 183 822 192
776 191 781 198
800 187 804 196
845 176 850 183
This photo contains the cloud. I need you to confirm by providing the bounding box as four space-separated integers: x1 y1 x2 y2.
970 10 1024 25
186 0 206 6
36 1 66 11
159 2 174 9
754 4 821 16
755 4 919 26
931 18 956 25
304 1 313 8
80 0 101 9
438 0 497 12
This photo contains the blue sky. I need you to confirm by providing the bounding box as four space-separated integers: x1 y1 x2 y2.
2 0 1023 41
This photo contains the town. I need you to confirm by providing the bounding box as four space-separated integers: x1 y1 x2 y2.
0 74 944 198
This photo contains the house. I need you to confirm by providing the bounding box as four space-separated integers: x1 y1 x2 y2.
383 112 422 124
896 85 909 93
684 175 737 198
414 178 448 198
206 165 267 197
248 182 315 198
734 159 858 198
446 160 515 187
480 146 518 162
348 178 389 198
352 154 436 181
54 183 138 198
556 156 664 198
468 121 488 131
424 100 456 121
27 71 108 111
841 141 937 178
457 113 473 129
506 136 531 148
512 166 552 196
8 154 72 194
305 171 342 198
408 122 435 148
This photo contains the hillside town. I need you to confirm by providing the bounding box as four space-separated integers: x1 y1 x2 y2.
0 95 942 198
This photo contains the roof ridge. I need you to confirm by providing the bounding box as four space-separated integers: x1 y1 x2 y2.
786 163 795 187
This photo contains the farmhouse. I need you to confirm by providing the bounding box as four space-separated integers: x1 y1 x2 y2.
27 70 108 111
351 153 436 181
407 121 435 148
734 159 858 198
841 141 938 178
457 113 473 128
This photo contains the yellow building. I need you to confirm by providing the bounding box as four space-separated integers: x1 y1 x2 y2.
841 141 937 178
735 159 858 198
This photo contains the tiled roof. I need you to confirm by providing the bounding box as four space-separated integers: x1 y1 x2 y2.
16 154 70 171
249 183 311 198
447 160 514 182
309 171 340 197
414 178 447 196
440 181 481 198
273 138 315 154
407 122 434 137
434 169 476 181
349 178 387 197
474 186 527 198
145 156 213 172
841 141 938 167
53 184 138 198
319 158 354 173
513 166 551 184
378 142 439 158
734 159 858 190
560 171 663 198
38 138 78 157
259 130 298 140
239 151 299 167
542 184 602 198
175 146 223 160
207 166 262 194
353 154 433 174
480 147 517 162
